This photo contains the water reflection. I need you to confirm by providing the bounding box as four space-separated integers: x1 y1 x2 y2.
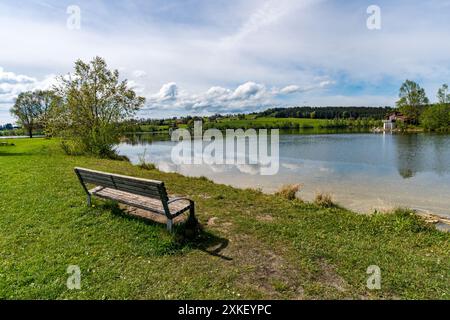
394 134 450 178
119 132 450 179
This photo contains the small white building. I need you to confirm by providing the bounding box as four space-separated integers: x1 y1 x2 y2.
383 120 395 131
383 112 408 131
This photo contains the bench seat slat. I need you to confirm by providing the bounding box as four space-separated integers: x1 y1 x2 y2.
89 187 191 216
81 176 116 188
76 167 163 185
81 177 162 198
77 168 164 199
111 176 163 190
108 183 162 198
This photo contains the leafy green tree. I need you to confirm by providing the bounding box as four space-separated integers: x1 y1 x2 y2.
10 92 37 138
50 57 145 157
420 84 450 131
396 80 429 124
10 90 57 138
420 104 450 131
437 84 450 104
35 90 60 135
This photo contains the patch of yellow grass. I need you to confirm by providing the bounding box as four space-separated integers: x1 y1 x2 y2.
275 184 301 201
314 192 334 207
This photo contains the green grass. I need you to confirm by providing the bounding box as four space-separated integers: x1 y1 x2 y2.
0 139 449 299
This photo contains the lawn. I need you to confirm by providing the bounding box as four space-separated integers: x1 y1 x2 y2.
0 138 449 299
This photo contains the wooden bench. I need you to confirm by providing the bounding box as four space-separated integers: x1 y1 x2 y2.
74 167 197 232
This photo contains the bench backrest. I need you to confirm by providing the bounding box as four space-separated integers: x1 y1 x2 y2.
74 167 169 202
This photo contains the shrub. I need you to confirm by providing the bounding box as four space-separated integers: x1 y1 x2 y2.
314 192 334 207
198 176 212 183
275 184 301 201
137 149 156 170
60 139 84 156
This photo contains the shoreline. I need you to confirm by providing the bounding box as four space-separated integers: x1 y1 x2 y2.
128 158 450 232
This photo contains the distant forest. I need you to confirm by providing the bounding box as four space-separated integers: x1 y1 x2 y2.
254 106 394 120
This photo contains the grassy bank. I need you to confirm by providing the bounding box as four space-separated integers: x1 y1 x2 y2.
0 138 449 299
206 116 382 130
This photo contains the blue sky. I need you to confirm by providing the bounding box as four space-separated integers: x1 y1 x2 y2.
1 0 450 123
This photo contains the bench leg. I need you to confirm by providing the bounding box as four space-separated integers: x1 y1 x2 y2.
86 194 92 207
166 219 173 232
186 202 198 228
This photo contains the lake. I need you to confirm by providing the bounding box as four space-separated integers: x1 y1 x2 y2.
117 132 450 219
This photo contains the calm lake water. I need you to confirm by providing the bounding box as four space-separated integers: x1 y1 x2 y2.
117 132 450 218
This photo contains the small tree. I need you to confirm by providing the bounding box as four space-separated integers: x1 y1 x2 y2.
396 80 429 124
10 90 56 138
10 92 36 138
51 57 145 157
437 84 450 104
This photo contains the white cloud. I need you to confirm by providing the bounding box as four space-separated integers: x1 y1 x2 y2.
278 81 333 95
231 82 266 100
205 86 232 99
153 82 178 102
0 67 36 84
143 79 332 115
279 85 302 95
0 67 57 105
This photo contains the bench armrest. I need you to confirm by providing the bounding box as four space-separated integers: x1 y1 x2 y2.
167 197 193 205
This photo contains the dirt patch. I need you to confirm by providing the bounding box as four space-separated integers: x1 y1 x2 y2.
206 217 219 226
201 216 304 298
216 233 304 299
206 217 233 233
119 205 187 225
316 259 349 293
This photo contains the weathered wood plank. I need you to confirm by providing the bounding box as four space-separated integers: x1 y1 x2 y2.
81 175 116 188
77 169 163 196
90 187 190 214
75 167 163 185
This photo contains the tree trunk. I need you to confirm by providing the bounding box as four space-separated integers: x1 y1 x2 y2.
28 128 33 138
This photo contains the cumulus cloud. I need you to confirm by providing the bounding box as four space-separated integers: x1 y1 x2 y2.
153 82 178 102
231 82 266 100
144 79 332 114
0 67 36 84
0 67 56 104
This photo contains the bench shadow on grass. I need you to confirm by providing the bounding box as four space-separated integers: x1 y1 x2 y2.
103 201 232 261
